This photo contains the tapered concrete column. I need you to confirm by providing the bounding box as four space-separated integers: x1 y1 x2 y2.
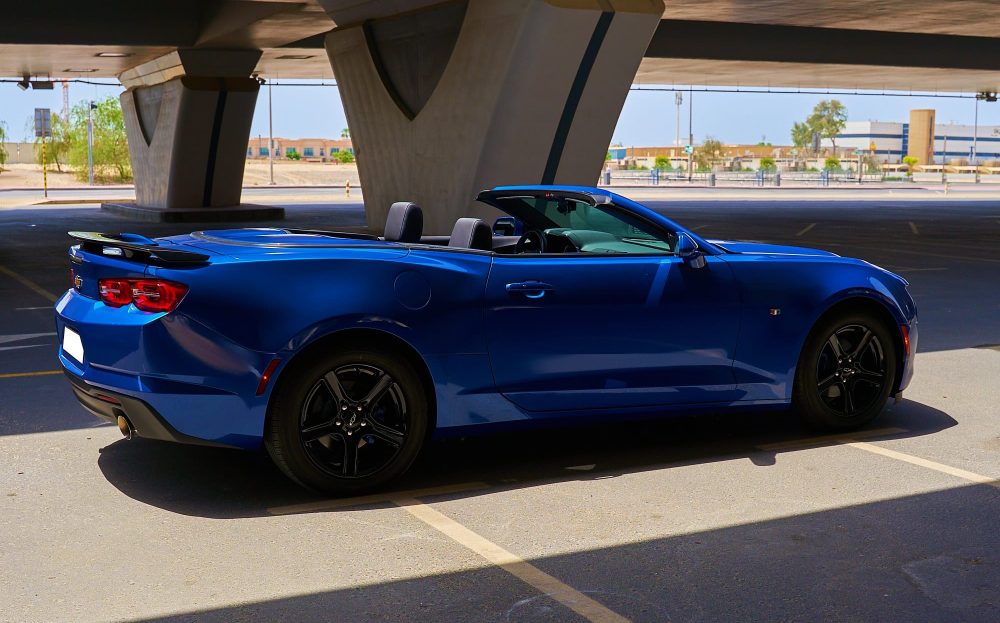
325 0 664 234
111 49 281 221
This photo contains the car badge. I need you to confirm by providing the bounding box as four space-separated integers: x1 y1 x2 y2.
74 275 83 290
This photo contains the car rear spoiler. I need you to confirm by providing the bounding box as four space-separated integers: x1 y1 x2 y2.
68 232 211 266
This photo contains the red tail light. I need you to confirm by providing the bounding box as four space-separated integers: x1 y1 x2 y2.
98 278 188 312
98 279 134 307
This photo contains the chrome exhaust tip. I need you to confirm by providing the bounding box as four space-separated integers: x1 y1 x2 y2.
116 414 134 440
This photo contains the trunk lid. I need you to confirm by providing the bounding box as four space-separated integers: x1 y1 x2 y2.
68 232 219 301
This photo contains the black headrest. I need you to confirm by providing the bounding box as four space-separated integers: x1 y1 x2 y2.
384 202 423 242
448 218 492 251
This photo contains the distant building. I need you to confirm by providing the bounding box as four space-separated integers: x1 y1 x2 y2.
838 109 1000 166
608 144 796 171
247 137 354 162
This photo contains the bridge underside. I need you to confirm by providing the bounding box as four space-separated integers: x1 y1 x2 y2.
5 0 1000 226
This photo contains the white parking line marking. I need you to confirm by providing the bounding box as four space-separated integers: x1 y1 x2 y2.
909 221 920 235
267 481 490 515
796 223 816 236
893 267 947 273
15 306 53 311
844 441 998 486
396 498 631 623
0 332 56 345
0 344 50 353
0 265 58 303
758 429 997 488
690 224 709 231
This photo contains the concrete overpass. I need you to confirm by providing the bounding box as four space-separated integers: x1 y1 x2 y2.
5 1 1000 232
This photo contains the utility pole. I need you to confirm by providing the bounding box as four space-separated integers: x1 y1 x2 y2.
87 101 95 185
674 92 682 146
687 87 694 182
973 92 997 182
942 133 947 184
973 96 979 167
61 81 70 122
268 78 275 185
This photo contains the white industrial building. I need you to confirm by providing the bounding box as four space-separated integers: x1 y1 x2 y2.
837 119 1000 164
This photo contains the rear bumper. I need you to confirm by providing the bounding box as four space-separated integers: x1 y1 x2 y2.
65 371 234 448
55 289 275 450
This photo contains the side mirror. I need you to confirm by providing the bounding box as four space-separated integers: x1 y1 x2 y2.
493 216 520 236
676 232 706 269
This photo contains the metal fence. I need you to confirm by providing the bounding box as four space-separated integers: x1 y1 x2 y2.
601 169 913 187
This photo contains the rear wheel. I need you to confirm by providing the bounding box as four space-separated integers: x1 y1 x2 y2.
265 346 428 496
793 310 897 431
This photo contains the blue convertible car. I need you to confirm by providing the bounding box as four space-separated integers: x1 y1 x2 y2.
56 186 917 494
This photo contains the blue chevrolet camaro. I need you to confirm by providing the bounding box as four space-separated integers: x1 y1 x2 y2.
56 186 917 494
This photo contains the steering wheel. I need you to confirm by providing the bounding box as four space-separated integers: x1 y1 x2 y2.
515 230 547 254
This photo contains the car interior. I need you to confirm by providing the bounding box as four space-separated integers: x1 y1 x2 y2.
381 198 680 256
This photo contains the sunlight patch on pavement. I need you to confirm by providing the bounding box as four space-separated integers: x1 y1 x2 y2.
845 440 998 487
266 481 490 515
396 497 631 623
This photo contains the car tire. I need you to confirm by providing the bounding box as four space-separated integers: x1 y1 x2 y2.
793 310 898 431
265 346 428 496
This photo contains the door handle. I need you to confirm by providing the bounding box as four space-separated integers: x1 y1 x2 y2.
506 281 554 299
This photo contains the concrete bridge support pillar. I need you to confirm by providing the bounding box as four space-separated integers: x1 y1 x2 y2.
323 0 664 234
111 49 282 221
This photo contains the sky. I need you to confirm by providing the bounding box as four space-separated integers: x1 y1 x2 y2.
2 79 997 147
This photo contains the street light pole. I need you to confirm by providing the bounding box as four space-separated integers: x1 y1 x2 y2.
268 79 275 185
973 95 979 167
674 92 682 146
87 101 94 186
687 87 693 182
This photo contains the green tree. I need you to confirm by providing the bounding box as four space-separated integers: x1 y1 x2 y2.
807 100 848 153
695 137 723 170
286 149 301 161
654 155 673 171
902 155 919 174
66 98 131 182
0 120 8 172
824 156 842 171
862 154 881 174
791 121 814 153
759 157 777 172
340 128 351 139
334 149 355 164
34 113 72 172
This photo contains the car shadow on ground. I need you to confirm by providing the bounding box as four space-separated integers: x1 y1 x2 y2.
96 398 956 519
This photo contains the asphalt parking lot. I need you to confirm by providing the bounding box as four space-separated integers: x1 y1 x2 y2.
2 191 999 622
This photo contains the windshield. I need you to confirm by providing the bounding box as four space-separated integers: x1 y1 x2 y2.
492 195 678 254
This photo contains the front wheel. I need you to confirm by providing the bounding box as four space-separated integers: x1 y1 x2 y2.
793 311 898 431
265 347 428 496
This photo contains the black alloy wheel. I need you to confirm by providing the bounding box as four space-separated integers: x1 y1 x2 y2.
266 346 428 495
815 324 887 417
794 311 898 431
299 364 408 479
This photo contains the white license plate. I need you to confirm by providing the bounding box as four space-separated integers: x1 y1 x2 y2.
63 327 84 364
